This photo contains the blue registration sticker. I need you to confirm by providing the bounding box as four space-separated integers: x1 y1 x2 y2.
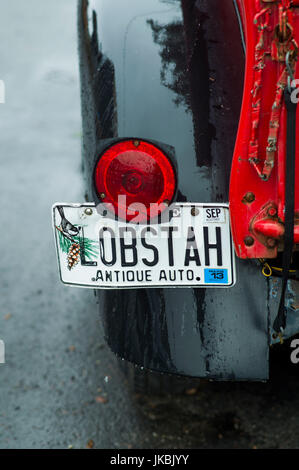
204 269 228 284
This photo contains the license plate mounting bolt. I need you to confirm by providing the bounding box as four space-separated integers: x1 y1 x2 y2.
191 207 199 216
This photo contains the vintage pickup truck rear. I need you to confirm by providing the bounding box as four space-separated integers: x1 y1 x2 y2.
53 0 299 385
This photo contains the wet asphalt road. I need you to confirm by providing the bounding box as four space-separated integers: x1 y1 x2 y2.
1 0 299 450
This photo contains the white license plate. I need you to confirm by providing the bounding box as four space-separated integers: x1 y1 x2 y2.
52 203 236 289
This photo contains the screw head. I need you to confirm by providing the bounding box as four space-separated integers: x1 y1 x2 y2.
191 207 199 216
266 237 277 248
100 193 106 200
133 140 140 147
84 208 93 216
244 236 255 247
267 207 277 217
242 192 255 204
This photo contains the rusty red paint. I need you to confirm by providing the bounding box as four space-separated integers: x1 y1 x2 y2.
230 0 299 258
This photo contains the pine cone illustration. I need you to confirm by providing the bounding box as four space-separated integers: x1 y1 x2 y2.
67 243 80 270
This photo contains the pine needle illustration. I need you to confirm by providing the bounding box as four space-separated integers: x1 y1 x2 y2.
67 243 80 270
55 225 98 270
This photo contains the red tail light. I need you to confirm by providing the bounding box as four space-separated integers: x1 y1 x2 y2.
94 140 176 222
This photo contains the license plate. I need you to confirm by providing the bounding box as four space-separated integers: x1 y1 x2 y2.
52 203 236 289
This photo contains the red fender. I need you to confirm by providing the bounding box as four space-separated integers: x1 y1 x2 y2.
230 0 299 258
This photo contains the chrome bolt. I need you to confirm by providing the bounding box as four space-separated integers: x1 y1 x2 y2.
100 193 106 199
84 208 93 216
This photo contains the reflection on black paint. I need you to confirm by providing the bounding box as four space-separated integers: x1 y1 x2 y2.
91 8 118 141
80 1 118 141
147 0 244 172
147 0 214 167
147 18 190 110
